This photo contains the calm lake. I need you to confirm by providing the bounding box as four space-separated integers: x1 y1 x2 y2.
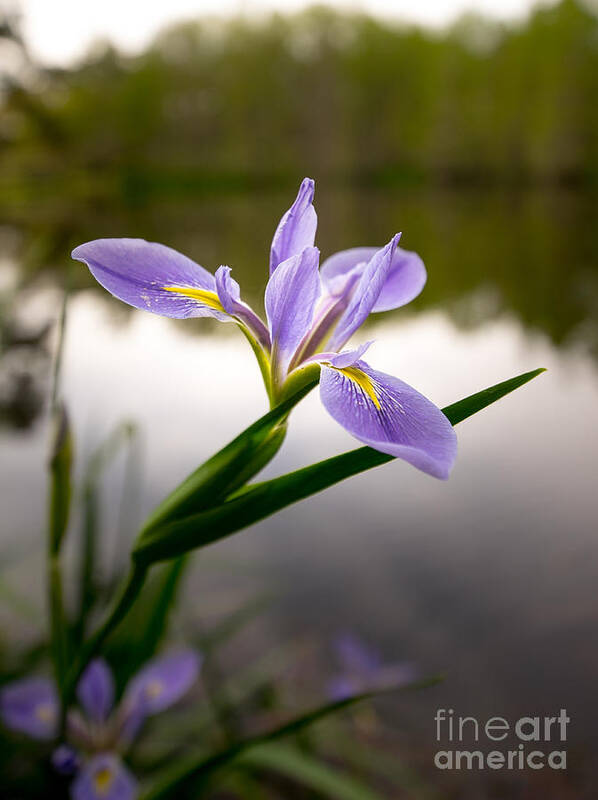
1 184 597 791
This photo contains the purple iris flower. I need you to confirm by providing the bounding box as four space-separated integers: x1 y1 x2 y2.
0 650 200 800
327 632 416 701
72 178 456 479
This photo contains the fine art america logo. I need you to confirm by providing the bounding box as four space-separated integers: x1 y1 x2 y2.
434 708 569 770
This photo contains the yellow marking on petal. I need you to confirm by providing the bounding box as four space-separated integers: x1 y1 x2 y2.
145 679 164 699
94 767 115 796
35 703 56 723
163 285 225 311
338 366 381 409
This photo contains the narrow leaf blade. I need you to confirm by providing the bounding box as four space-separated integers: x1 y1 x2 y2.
134 369 545 564
239 743 386 800
140 675 441 800
139 378 318 536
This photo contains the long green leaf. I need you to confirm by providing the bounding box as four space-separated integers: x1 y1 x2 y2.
138 378 318 537
74 421 137 645
47 404 73 687
238 743 385 800
105 557 188 688
134 368 545 564
48 405 73 556
140 675 442 800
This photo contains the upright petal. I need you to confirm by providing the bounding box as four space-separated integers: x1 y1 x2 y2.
122 650 201 717
269 178 317 274
321 244 426 313
72 239 227 320
265 246 321 380
77 659 115 723
319 360 457 479
0 677 58 740
327 235 400 352
71 754 137 800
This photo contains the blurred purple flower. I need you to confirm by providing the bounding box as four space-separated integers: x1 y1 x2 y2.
72 178 457 479
328 633 416 701
0 650 201 800
0 677 58 739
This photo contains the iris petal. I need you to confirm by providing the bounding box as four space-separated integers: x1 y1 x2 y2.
320 244 426 313
0 677 58 740
72 238 227 320
327 235 400 352
269 178 317 274
77 659 115 723
122 650 201 717
72 754 138 800
319 359 457 479
215 266 271 348
265 246 321 381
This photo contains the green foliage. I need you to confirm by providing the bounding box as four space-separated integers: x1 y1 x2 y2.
133 368 545 565
105 557 188 689
138 377 318 538
140 675 441 799
47 405 73 557
238 743 386 800
2 1 597 185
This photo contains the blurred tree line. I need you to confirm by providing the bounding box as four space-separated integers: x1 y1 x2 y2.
1 0 598 191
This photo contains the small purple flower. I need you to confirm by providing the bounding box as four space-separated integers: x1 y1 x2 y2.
71 753 137 800
328 633 416 701
0 650 201 800
0 676 58 739
72 178 457 479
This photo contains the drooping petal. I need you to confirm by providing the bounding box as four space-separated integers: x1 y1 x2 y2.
265 246 321 380
71 754 137 800
334 633 382 677
319 359 457 479
77 659 115 723
72 239 228 320
269 178 317 274
0 677 58 740
320 244 426 313
122 650 201 717
215 266 271 348
327 235 400 352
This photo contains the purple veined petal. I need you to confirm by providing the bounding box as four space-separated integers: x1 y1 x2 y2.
269 178 318 274
215 266 271 349
327 235 401 352
71 754 138 800
265 246 321 381
334 633 382 678
298 341 373 373
52 745 81 776
322 342 374 369
319 359 457 479
122 650 201 717
72 238 228 320
77 659 115 723
320 244 426 313
0 677 58 740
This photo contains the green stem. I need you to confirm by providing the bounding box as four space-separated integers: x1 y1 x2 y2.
61 562 148 723
238 325 274 406
48 554 67 692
